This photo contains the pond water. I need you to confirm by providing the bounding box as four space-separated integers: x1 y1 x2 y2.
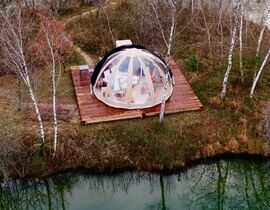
1 158 270 210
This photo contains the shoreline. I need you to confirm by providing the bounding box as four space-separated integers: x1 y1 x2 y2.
9 150 270 180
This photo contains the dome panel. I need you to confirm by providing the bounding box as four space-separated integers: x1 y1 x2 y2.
92 45 173 109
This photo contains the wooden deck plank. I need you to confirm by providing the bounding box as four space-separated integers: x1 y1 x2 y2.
71 60 203 124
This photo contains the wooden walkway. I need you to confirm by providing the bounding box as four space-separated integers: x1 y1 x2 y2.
71 60 203 124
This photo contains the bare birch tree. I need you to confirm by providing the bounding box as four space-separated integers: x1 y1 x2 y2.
250 45 270 98
0 6 45 146
41 18 59 155
33 15 73 154
150 0 176 123
221 1 240 100
256 25 267 59
239 2 244 82
255 2 270 56
190 0 195 14
250 3 270 98
166 0 177 59
253 3 270 79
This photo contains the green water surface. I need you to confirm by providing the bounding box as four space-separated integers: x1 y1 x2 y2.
1 158 270 210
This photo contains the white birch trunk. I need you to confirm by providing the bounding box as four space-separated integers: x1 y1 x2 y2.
253 24 266 81
220 1 240 100
22 41 45 145
239 3 244 82
221 24 237 100
44 30 58 154
166 2 176 58
52 65 58 154
27 79 45 145
191 0 194 14
253 6 270 81
255 2 270 58
41 20 59 154
255 25 266 58
250 45 270 98
159 0 176 124
159 73 169 124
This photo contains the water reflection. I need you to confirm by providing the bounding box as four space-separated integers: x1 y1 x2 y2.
0 158 269 210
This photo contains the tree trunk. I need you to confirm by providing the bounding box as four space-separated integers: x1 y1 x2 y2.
166 2 176 58
159 72 169 124
43 22 59 155
239 3 244 82
190 0 194 14
250 44 270 98
256 25 266 58
48 54 58 155
253 3 270 81
159 0 176 124
52 67 58 155
27 80 45 145
221 24 237 100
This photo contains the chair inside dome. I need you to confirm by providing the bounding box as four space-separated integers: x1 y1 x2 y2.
91 45 173 109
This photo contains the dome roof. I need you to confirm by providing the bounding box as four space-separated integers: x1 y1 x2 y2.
91 45 174 109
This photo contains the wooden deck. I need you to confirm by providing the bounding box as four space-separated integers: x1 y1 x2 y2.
71 60 203 124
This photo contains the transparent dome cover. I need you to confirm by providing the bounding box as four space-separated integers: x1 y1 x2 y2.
91 46 173 109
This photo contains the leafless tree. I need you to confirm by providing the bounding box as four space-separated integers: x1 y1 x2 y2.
221 0 240 100
250 44 270 98
250 3 270 98
150 0 177 123
33 15 73 154
39 18 60 154
0 6 45 146
254 2 270 60
239 2 244 82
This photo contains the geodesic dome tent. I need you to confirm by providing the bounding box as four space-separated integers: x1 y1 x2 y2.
90 45 174 109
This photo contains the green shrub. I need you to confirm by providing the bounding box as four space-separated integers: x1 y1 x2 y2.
68 52 85 65
82 42 101 54
185 55 199 71
243 54 263 69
